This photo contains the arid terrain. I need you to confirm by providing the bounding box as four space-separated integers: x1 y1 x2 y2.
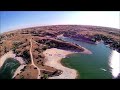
0 25 120 79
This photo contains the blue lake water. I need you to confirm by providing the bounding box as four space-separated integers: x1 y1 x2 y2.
60 37 120 79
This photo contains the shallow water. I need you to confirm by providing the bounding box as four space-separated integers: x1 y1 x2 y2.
60 37 120 79
0 58 20 79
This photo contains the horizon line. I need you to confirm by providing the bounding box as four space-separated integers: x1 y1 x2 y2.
1 24 120 34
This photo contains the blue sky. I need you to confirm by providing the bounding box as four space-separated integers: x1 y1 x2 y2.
0 11 120 33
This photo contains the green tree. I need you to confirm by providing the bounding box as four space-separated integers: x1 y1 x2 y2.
20 76 24 79
42 45 48 50
43 74 48 79
22 50 30 59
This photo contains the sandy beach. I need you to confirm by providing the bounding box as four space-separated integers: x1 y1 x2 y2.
43 48 92 79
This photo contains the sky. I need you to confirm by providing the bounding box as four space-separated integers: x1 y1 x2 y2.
0 11 120 33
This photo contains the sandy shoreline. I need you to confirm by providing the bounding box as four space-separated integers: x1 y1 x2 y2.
12 64 26 78
0 46 92 79
43 48 92 79
79 46 92 54
0 51 25 68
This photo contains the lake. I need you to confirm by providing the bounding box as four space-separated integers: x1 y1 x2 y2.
60 37 120 79
0 58 20 79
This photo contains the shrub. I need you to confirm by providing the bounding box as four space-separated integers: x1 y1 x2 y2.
43 74 48 79
22 50 30 59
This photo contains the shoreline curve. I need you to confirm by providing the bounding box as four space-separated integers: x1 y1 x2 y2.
43 48 92 79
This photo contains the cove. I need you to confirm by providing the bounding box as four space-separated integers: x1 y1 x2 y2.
60 37 120 79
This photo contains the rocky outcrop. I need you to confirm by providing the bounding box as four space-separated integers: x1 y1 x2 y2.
91 34 120 53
